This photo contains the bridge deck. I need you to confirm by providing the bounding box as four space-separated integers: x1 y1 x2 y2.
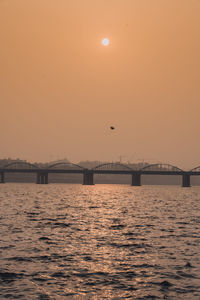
1 168 200 176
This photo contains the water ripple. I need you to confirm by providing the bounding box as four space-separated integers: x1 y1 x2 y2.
0 184 200 299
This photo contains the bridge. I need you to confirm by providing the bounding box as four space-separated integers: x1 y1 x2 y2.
1 161 200 187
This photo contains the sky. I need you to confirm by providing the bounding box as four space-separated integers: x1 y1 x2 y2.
0 0 200 169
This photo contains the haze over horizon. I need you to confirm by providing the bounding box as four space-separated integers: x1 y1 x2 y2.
1 0 200 169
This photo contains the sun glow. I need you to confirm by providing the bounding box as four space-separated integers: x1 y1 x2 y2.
102 38 110 46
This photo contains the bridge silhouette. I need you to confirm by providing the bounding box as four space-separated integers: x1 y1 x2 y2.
1 161 200 187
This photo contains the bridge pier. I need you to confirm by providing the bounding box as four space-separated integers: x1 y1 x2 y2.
83 172 94 185
182 173 190 187
131 173 141 186
0 172 5 183
37 172 48 184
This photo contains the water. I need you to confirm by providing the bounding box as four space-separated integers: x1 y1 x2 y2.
0 184 200 299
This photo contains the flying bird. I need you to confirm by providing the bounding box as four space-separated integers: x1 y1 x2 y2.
110 126 115 130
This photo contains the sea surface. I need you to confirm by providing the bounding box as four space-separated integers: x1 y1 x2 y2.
0 184 200 299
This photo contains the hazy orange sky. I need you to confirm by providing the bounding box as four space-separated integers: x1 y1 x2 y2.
1 0 200 168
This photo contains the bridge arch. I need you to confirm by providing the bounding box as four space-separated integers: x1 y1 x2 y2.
3 161 38 169
140 163 183 172
48 162 85 170
190 166 200 172
92 162 133 171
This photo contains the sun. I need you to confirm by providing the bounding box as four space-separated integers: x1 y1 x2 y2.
102 38 110 46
